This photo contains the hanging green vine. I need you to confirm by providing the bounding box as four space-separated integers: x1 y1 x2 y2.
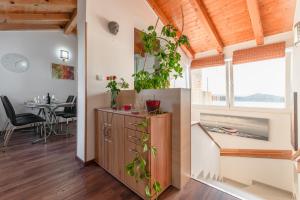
125 119 161 199
133 17 190 93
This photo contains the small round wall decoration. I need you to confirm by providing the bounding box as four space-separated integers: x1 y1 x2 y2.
1 53 30 73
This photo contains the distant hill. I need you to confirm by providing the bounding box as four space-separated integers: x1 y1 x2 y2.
235 93 284 102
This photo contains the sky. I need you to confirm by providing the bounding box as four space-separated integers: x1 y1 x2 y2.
199 58 286 97
201 66 226 95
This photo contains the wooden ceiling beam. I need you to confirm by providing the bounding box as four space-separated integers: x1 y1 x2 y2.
64 9 77 34
146 0 195 59
0 0 76 8
0 23 62 31
189 0 223 53
0 13 70 22
246 0 264 45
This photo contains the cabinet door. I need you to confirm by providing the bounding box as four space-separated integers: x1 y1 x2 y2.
111 114 125 181
103 129 113 172
95 111 107 167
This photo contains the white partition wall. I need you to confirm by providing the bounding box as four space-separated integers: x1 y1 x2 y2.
81 0 191 163
76 0 87 161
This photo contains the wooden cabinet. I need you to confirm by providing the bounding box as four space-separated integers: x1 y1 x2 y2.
95 108 171 199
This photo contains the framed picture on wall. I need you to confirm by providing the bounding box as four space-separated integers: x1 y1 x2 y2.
200 113 269 141
51 63 75 80
291 92 298 151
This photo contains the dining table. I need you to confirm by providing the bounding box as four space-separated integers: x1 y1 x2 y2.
24 101 74 143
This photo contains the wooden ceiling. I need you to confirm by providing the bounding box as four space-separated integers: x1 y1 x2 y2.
147 0 296 58
0 0 295 55
0 0 77 34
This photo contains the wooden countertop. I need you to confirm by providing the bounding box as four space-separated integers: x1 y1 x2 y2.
95 108 170 118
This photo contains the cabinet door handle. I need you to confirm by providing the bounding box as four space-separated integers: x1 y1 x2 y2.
102 126 107 136
104 123 112 127
128 135 140 142
102 125 111 137
105 138 112 143
129 122 139 126
103 126 111 137
129 148 138 154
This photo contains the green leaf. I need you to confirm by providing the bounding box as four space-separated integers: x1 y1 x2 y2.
140 157 146 169
126 162 135 177
153 181 161 193
141 133 149 143
151 147 157 157
143 143 148 152
145 185 151 198
145 171 150 180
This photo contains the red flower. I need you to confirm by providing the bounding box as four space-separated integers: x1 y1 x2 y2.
106 75 117 81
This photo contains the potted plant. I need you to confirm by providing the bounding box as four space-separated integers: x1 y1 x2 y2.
133 17 190 93
106 76 129 109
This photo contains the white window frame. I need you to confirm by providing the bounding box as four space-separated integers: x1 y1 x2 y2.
191 64 229 109
192 51 292 114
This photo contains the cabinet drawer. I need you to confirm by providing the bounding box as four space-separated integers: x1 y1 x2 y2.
126 129 143 144
125 116 149 132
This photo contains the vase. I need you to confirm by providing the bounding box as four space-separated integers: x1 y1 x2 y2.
111 90 118 109
146 100 160 113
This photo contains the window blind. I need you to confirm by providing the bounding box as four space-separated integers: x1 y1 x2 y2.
191 54 225 69
232 42 286 65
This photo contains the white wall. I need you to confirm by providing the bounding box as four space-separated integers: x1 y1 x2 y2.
191 124 220 180
0 31 77 129
221 157 294 193
76 0 87 161
192 107 293 150
84 0 191 161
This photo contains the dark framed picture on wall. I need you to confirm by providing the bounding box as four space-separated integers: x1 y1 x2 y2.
51 63 75 80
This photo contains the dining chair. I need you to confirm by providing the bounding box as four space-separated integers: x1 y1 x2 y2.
60 97 77 136
0 96 46 150
55 95 75 117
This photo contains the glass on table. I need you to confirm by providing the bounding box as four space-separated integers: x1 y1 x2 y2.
42 95 46 103
51 95 57 103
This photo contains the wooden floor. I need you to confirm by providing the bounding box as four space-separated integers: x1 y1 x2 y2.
0 124 239 200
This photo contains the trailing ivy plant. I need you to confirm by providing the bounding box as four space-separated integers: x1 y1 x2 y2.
125 119 161 199
133 18 190 93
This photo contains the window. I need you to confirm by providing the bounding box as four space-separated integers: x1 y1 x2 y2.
191 57 288 109
233 58 286 108
191 65 227 106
